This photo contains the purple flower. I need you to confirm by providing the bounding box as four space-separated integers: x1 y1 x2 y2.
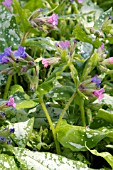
6 96 16 108
93 88 105 102
2 0 12 8
47 14 58 27
14 46 27 58
4 47 12 56
10 128 15 133
0 53 9 64
91 75 101 88
0 47 12 64
59 40 70 49
0 136 6 142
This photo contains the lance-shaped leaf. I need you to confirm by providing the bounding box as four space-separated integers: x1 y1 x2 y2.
9 118 34 147
13 147 91 170
56 120 113 151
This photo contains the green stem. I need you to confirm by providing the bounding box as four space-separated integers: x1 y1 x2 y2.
80 98 86 127
14 74 17 84
56 92 76 129
3 75 12 99
39 97 61 154
20 31 30 46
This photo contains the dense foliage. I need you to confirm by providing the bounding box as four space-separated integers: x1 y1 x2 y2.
0 0 113 169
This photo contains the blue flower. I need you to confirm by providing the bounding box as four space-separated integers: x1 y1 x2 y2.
0 47 12 64
91 75 101 88
0 112 6 117
14 46 27 58
0 136 6 142
10 128 15 133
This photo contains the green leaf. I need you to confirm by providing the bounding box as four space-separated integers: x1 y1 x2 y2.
37 78 55 96
46 86 75 101
94 8 112 29
81 51 101 80
13 147 90 170
24 37 56 51
0 6 20 51
86 147 113 169
9 118 34 147
0 154 18 170
56 120 113 151
97 109 113 124
72 25 101 48
16 100 37 110
13 0 31 33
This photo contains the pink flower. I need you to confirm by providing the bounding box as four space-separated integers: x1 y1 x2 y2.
59 40 70 49
47 14 58 27
6 96 16 108
77 0 83 3
93 88 105 102
108 57 113 64
42 58 49 68
2 0 12 8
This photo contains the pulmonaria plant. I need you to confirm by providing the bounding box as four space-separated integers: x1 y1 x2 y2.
2 0 12 8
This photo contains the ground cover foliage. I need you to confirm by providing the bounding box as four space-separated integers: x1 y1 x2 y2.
0 0 113 169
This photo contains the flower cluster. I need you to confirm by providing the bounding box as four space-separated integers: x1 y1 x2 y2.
0 128 15 145
79 75 105 101
0 46 27 64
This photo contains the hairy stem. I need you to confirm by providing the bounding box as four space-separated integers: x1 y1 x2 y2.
80 98 86 127
3 75 12 99
56 92 76 129
39 97 61 154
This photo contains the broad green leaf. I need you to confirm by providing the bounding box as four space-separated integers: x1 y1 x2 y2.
46 86 75 101
86 147 113 169
13 0 31 33
0 154 18 170
9 118 34 147
16 100 37 110
37 78 55 96
56 120 113 151
13 147 90 170
24 37 56 51
0 6 20 51
94 8 112 29
72 25 101 48
97 109 113 124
